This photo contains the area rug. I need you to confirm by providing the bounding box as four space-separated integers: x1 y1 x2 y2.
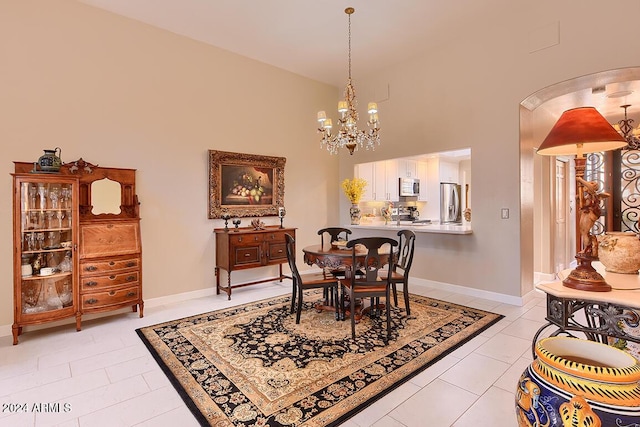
136 291 503 426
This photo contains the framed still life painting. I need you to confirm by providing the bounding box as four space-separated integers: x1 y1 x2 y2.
208 150 286 219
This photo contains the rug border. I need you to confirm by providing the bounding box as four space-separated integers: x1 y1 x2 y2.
136 327 212 426
327 308 504 426
136 294 505 427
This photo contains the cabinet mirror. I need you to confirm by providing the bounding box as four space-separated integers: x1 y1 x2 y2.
91 178 121 215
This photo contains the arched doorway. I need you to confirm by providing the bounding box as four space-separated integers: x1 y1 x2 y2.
520 67 640 288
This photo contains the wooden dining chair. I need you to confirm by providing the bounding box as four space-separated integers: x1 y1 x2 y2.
380 229 416 315
318 227 352 247
339 237 398 343
318 227 352 277
285 234 339 324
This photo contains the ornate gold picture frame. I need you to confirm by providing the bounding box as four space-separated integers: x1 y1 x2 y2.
208 150 286 219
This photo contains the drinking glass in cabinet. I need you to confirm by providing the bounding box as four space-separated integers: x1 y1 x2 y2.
37 183 47 210
56 210 64 228
49 184 60 209
61 185 71 209
28 184 37 210
36 232 45 250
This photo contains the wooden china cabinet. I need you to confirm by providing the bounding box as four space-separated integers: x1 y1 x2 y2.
12 159 143 344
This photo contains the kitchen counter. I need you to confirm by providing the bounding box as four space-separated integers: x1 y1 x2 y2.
350 221 472 235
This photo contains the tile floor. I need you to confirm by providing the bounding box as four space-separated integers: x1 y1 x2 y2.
0 280 553 427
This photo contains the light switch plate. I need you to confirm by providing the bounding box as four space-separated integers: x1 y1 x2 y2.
501 208 509 219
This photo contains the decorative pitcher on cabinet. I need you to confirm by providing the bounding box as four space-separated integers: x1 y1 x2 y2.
36 147 62 172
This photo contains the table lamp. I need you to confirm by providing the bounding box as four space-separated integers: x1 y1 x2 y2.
537 107 627 292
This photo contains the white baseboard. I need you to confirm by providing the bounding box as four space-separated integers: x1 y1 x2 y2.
534 271 556 283
408 277 530 306
143 287 216 308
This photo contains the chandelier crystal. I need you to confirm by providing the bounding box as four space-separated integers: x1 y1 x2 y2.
613 104 640 150
316 7 380 155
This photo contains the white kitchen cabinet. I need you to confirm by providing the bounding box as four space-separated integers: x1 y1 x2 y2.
355 160 399 202
417 161 428 201
397 159 418 178
373 160 398 201
355 162 375 202
439 160 459 183
384 160 399 201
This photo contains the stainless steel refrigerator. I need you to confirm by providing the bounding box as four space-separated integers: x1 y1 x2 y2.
440 182 461 224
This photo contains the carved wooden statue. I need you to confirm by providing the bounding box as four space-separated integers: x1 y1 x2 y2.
576 177 610 258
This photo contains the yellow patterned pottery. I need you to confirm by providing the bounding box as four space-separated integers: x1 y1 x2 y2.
516 336 640 427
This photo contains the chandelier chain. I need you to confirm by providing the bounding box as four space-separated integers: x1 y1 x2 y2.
347 11 351 82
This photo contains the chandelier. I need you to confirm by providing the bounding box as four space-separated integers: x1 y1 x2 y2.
613 104 640 150
316 7 380 155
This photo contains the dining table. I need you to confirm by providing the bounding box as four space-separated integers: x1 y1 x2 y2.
302 242 395 320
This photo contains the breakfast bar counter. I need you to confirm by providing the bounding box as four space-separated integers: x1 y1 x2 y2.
349 222 472 235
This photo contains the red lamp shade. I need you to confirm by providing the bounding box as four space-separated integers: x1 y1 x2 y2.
537 107 626 156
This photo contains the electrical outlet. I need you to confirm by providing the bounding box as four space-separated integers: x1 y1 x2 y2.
501 208 509 219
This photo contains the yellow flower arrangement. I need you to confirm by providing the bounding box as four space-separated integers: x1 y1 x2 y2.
341 178 367 204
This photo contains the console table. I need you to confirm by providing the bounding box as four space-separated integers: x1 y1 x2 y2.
533 263 640 358
214 226 295 299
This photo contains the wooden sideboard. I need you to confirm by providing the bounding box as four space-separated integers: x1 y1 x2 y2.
214 226 295 299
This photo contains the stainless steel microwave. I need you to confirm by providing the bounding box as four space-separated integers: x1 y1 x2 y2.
399 178 420 196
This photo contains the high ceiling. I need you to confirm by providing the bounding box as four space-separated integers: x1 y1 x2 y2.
77 0 512 87
78 0 640 123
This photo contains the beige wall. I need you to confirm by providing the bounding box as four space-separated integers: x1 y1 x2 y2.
337 0 640 297
0 0 339 328
2 0 640 331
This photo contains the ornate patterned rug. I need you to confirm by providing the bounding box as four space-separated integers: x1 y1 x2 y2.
137 291 503 426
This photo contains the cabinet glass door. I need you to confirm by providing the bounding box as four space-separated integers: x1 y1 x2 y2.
17 178 75 316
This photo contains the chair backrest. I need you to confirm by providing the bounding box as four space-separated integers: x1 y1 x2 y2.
318 227 352 247
347 237 398 285
284 233 301 285
396 230 416 275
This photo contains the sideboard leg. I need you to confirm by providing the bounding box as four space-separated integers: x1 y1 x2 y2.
227 274 232 300
215 267 220 295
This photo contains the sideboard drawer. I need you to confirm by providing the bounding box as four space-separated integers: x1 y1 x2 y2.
230 234 262 245
82 285 140 310
268 242 287 262
81 257 140 274
265 231 287 241
232 246 261 267
81 271 139 291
